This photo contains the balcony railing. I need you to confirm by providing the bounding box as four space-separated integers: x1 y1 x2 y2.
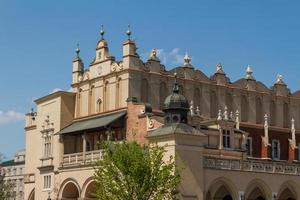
23 173 35 183
61 150 103 167
204 157 300 175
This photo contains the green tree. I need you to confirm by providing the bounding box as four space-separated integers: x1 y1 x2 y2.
0 154 15 200
93 141 181 200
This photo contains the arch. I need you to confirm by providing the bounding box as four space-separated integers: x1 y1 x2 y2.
256 97 263 124
82 178 97 199
159 81 167 110
277 181 299 200
270 100 276 126
59 178 81 199
241 95 248 122
97 98 102 113
28 188 35 200
245 179 272 200
210 90 218 118
141 79 149 103
206 177 238 200
194 87 201 109
283 102 289 128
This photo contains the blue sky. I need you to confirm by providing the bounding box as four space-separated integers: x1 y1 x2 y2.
0 0 300 159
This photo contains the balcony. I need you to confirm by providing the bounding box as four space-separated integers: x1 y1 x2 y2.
204 157 300 175
23 173 35 183
61 150 103 167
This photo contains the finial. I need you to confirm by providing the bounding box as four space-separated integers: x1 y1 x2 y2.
100 25 105 40
217 109 223 120
126 24 132 40
75 43 80 57
264 114 268 127
245 65 255 80
223 106 228 120
190 101 195 115
216 63 225 74
291 118 295 130
173 72 179 93
196 106 201 115
276 74 285 84
184 52 191 64
229 111 234 120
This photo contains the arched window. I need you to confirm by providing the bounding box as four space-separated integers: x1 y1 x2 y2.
159 82 167 110
225 93 233 112
116 78 122 108
210 91 217 118
141 79 149 103
256 97 263 124
241 95 248 122
104 81 109 111
283 102 289 128
270 100 276 126
194 88 201 109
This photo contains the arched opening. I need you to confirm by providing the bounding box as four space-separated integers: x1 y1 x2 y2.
245 179 271 200
214 185 233 200
278 181 298 200
61 182 80 200
270 100 276 126
159 82 167 110
141 79 149 103
28 189 35 200
97 98 102 113
83 181 97 200
194 87 201 110
278 188 296 200
256 97 263 124
241 95 248 122
210 90 217 118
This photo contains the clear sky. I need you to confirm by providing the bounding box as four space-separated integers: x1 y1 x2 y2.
0 0 300 159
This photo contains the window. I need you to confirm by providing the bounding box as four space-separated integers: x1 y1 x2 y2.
256 97 263 124
44 135 52 158
43 175 51 189
272 140 280 160
222 130 231 148
246 137 252 157
270 100 276 126
283 102 289 128
210 91 217 118
241 95 248 122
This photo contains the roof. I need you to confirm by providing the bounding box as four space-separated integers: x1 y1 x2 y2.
0 159 25 167
59 110 127 135
35 91 75 104
147 123 206 138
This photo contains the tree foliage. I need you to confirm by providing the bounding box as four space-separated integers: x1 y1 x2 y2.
93 141 181 200
0 154 15 200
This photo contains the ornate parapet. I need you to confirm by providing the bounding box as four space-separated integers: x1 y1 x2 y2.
203 157 300 175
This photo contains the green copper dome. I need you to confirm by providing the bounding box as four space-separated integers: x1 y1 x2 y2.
163 77 189 111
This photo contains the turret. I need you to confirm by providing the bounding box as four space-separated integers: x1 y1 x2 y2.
72 44 84 84
95 25 110 62
122 25 140 69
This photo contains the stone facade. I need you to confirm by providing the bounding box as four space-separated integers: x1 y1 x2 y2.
23 28 300 200
1 149 26 200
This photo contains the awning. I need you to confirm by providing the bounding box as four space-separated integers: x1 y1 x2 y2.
59 111 127 135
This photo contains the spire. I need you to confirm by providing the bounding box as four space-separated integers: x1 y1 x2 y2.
173 73 179 93
126 24 132 40
216 63 225 74
245 65 255 80
73 43 81 61
100 25 105 40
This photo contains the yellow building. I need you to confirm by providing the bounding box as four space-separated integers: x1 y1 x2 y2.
24 27 300 200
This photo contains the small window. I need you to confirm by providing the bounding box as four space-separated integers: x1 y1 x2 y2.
222 130 231 148
246 137 252 157
43 175 51 189
272 140 280 160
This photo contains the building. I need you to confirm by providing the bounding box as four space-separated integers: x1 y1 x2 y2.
24 27 300 200
1 149 26 200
